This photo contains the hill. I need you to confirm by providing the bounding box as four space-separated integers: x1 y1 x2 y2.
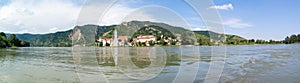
0 32 30 48
193 31 246 41
8 21 248 47
10 30 73 47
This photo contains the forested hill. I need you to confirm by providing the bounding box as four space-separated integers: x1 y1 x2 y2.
5 21 296 47
1 32 30 48
10 25 115 47
8 30 73 47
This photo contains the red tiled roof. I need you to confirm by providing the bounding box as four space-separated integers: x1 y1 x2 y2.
137 35 156 39
118 36 129 40
139 37 155 39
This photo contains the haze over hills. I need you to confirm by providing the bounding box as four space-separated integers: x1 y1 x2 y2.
7 21 246 47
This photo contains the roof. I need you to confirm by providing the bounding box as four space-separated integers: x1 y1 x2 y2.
137 35 156 39
99 38 113 41
118 36 129 40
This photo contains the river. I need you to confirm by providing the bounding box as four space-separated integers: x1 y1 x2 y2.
0 44 299 83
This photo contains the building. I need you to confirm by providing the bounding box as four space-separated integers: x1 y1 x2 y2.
135 35 156 43
98 35 158 46
97 36 130 46
98 37 113 46
118 36 130 46
132 35 156 46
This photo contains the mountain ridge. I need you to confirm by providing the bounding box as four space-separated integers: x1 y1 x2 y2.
6 21 246 46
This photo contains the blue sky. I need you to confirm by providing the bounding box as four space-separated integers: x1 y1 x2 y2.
212 0 300 40
0 0 299 40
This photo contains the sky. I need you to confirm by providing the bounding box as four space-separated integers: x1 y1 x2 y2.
0 0 299 40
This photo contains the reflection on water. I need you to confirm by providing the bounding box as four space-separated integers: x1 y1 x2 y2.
0 49 18 64
95 47 181 67
96 48 116 66
0 44 299 83
73 47 183 83
0 47 79 83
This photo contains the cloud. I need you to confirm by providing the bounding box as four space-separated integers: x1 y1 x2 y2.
191 28 207 31
0 0 202 34
0 0 82 34
209 3 233 10
102 5 190 29
100 4 156 26
223 18 253 28
0 0 155 34
190 26 212 31
49 27 58 32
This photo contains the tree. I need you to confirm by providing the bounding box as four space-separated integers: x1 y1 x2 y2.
290 34 297 43
0 32 6 38
269 40 274 44
105 43 110 46
0 32 8 48
0 37 6 48
255 39 267 44
284 36 290 44
249 39 255 43
99 42 103 47
170 40 177 45
0 40 6 48
8 34 21 46
20 41 30 47
0 32 30 48
156 34 161 41
297 34 300 42
149 40 155 46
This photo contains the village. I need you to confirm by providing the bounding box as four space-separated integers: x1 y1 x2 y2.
96 34 179 47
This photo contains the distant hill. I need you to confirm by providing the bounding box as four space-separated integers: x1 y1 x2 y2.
193 31 246 41
11 30 73 47
8 21 247 47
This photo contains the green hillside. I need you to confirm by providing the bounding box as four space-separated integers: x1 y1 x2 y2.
9 21 254 47
72 25 115 46
193 31 246 41
15 30 73 47
0 32 30 48
131 25 176 38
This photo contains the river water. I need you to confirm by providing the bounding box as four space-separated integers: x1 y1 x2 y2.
0 44 299 83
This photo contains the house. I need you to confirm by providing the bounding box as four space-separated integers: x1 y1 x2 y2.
97 36 130 46
135 35 156 43
118 36 129 46
98 35 158 46
132 35 156 46
98 37 113 46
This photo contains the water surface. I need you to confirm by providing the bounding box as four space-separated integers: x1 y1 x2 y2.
0 44 299 83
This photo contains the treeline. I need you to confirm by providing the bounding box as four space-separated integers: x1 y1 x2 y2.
284 34 300 44
226 39 283 45
0 32 30 48
225 34 300 45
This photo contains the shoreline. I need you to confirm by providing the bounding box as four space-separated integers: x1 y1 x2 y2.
2 43 299 48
